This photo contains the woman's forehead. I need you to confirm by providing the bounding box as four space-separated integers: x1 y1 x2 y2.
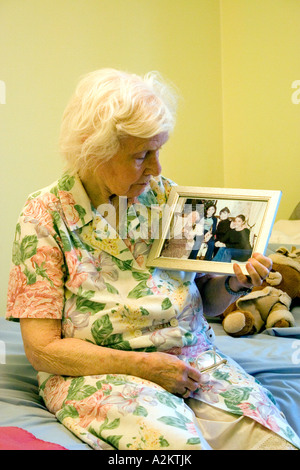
120 132 169 152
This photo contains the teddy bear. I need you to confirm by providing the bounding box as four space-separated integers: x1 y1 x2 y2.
221 246 300 337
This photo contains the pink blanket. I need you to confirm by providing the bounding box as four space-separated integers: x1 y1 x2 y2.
0 427 67 450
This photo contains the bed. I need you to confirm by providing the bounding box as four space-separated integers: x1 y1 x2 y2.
0 216 299 450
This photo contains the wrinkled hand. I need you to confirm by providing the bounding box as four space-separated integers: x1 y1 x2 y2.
232 252 273 291
142 351 201 399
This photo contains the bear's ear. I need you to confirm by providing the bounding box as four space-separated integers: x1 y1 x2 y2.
266 270 282 286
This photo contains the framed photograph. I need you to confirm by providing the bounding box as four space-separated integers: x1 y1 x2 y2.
147 186 281 275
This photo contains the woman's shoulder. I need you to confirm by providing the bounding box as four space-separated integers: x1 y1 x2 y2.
20 173 92 231
22 179 61 213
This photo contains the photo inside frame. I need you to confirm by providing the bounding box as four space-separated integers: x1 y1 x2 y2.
159 196 268 265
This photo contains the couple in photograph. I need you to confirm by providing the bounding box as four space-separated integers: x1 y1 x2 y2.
194 205 252 263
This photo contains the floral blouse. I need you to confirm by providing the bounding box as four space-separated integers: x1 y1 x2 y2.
6 173 300 450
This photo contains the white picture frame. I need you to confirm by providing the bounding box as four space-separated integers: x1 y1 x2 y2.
147 186 281 275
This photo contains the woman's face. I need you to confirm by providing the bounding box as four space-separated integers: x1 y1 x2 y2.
89 132 169 203
220 211 229 220
235 217 244 228
206 206 215 218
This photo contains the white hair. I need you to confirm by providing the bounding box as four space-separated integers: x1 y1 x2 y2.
59 68 178 174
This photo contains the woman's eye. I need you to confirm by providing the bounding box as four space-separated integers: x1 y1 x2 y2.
136 152 149 161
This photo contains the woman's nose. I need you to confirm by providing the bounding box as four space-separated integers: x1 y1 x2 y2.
146 151 162 176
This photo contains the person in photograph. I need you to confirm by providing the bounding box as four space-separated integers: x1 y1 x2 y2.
212 206 232 258
215 207 231 243
6 68 299 450
202 203 218 260
213 214 252 262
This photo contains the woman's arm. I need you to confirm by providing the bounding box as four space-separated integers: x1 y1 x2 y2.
20 318 201 398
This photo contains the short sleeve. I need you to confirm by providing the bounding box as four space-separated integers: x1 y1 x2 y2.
6 197 65 321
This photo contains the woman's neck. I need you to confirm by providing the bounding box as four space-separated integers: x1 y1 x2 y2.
79 169 111 208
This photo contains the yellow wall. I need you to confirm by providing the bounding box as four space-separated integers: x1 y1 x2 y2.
1 1 299 316
221 0 300 219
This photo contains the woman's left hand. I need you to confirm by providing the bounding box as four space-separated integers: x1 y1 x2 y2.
232 252 273 290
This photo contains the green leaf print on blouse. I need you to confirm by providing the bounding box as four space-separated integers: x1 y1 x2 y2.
75 295 106 315
12 233 38 266
74 204 87 225
66 376 98 401
91 314 132 350
58 174 75 191
12 231 38 284
127 281 153 299
157 410 201 445
220 386 253 413
161 298 172 310
89 418 122 449
155 391 183 409
111 257 131 271
56 404 79 423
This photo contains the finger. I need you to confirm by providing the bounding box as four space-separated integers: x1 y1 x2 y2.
182 388 191 399
251 252 273 271
186 377 200 392
246 254 272 286
186 365 201 383
245 262 262 286
245 261 269 287
233 263 253 287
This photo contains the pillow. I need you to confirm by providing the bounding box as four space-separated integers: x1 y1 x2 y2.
269 220 300 245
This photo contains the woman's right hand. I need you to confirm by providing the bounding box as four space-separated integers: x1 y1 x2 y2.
140 351 201 398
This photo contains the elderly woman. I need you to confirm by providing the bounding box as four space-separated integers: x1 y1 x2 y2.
6 69 299 450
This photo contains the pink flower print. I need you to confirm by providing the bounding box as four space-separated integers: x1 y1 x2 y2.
63 295 90 334
59 191 80 227
100 384 158 416
254 401 281 433
79 251 118 291
93 252 118 289
62 317 75 338
132 240 150 267
149 329 168 348
31 245 64 287
9 280 63 319
195 373 227 403
23 198 55 234
237 402 261 420
123 238 150 267
146 275 161 295
65 249 88 289
66 385 113 428
7 265 27 314
43 376 70 414
237 395 281 433
186 421 200 436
